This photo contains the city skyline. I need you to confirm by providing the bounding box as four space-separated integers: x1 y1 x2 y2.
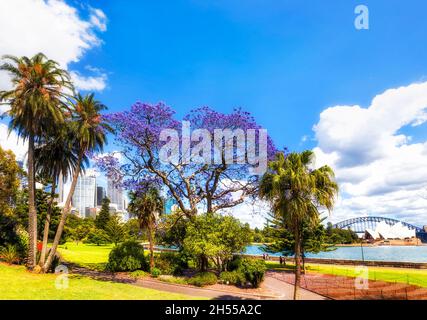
60 171 126 218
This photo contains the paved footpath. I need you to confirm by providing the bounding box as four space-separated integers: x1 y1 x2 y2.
262 274 328 300
67 264 327 300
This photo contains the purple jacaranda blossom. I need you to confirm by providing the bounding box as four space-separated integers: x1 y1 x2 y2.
95 101 280 217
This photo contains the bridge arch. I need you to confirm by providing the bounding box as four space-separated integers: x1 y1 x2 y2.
332 216 423 233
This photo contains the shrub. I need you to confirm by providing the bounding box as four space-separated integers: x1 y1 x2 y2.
158 275 188 285
130 270 148 279
0 244 20 264
151 267 161 278
227 255 243 271
188 272 217 287
155 252 188 275
106 240 148 272
219 270 246 286
240 258 266 288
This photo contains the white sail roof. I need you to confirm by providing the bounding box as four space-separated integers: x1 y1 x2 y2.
367 221 415 239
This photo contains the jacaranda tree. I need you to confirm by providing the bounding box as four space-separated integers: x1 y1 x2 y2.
96 103 277 218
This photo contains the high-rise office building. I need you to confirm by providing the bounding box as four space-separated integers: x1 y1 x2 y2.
57 172 64 203
107 178 123 211
72 174 97 218
96 186 106 206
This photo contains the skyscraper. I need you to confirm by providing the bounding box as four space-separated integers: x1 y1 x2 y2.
72 173 97 218
96 186 106 206
57 172 64 203
107 178 123 211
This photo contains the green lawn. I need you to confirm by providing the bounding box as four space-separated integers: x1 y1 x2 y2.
58 242 113 270
266 261 427 288
0 263 204 300
58 244 427 289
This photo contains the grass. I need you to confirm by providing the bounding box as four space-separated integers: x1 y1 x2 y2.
58 242 113 270
266 261 427 288
0 263 205 300
58 244 427 289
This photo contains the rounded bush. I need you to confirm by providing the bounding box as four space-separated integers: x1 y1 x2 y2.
188 272 217 287
240 258 266 288
129 270 148 279
151 267 161 278
155 252 187 276
219 270 246 285
106 241 148 272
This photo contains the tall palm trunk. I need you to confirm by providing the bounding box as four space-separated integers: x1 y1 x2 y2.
293 226 302 300
39 175 57 266
43 151 83 272
27 133 37 269
148 224 155 270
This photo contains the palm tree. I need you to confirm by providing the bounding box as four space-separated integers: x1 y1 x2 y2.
34 125 87 266
43 93 109 272
0 53 72 269
259 151 338 300
128 188 164 270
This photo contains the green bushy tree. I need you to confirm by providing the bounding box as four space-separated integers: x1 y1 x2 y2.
106 240 148 272
183 212 251 272
85 229 109 246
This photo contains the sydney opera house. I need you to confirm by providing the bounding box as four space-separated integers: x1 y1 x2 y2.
365 221 416 240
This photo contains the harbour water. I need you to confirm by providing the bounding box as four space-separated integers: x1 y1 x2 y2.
244 245 427 263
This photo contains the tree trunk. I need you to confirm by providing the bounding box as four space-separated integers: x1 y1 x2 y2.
301 246 306 275
148 224 155 270
200 255 208 272
293 226 302 300
39 176 57 266
27 133 37 270
216 256 221 273
206 196 212 214
43 151 83 272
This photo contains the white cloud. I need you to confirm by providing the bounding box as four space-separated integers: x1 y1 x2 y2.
70 71 107 91
89 7 107 32
313 82 427 227
0 104 10 116
0 0 107 91
0 123 27 161
300 135 309 143
225 199 271 229
84 168 100 177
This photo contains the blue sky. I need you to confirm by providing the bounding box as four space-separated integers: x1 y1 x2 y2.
1 0 427 227
70 0 427 152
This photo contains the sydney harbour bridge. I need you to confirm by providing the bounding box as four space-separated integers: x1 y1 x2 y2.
332 216 427 242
